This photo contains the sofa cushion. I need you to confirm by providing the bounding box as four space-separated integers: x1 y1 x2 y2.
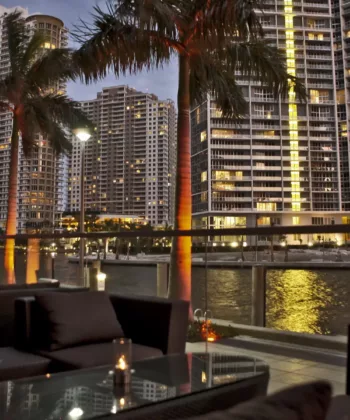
0 347 50 381
189 381 332 420
36 291 124 350
38 342 162 371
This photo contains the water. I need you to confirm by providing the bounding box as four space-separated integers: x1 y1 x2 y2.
4 252 350 336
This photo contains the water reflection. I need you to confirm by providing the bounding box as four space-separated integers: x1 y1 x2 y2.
266 270 334 334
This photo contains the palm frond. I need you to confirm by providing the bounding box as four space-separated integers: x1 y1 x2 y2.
223 41 306 101
27 48 80 89
21 31 47 71
185 0 263 46
35 93 92 129
190 53 247 119
73 1 183 83
4 11 30 76
20 94 92 156
45 123 73 154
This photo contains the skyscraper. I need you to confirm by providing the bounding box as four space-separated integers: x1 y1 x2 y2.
0 6 69 232
191 0 350 245
68 86 176 226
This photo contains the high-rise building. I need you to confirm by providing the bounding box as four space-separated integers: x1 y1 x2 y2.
0 6 69 232
68 86 176 226
191 0 350 245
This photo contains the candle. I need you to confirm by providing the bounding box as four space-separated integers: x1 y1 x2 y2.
113 338 132 385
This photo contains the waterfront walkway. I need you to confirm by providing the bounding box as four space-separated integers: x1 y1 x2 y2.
186 340 346 396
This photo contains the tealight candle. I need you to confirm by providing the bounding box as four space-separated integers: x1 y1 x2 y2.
113 338 132 385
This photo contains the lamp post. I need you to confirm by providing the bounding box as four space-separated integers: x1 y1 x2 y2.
73 128 91 286
50 251 57 278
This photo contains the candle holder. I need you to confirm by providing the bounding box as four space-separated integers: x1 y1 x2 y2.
113 338 132 386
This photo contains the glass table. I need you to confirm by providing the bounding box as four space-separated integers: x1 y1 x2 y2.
0 353 269 419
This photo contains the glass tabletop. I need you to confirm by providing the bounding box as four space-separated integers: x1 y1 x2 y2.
0 353 269 419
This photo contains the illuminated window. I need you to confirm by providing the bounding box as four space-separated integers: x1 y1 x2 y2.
200 131 207 142
292 202 301 212
257 217 271 226
213 171 231 180
201 192 208 202
291 182 300 191
201 171 207 182
263 131 275 138
213 182 235 191
337 90 345 105
293 216 300 225
285 16 293 29
256 202 277 211
212 129 235 139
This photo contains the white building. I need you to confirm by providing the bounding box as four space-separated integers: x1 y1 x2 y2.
68 86 176 226
0 6 69 232
191 0 350 245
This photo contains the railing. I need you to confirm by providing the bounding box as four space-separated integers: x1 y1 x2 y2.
2 224 350 337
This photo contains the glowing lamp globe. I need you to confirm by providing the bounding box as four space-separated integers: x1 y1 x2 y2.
73 128 91 142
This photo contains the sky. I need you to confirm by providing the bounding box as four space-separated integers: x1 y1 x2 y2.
2 0 178 103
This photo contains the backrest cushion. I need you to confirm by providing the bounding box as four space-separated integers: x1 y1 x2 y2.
189 381 332 420
35 291 124 350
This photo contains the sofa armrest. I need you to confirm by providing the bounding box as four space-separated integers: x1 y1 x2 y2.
14 297 36 350
109 294 189 355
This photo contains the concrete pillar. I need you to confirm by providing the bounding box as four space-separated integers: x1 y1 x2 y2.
251 265 266 327
157 263 169 297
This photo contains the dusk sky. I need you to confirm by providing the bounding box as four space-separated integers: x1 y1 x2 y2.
2 1 178 103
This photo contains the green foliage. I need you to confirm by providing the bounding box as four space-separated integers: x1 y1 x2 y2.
1 11 92 156
74 0 306 118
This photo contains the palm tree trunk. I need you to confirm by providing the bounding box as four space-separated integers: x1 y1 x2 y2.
4 114 19 284
168 54 192 311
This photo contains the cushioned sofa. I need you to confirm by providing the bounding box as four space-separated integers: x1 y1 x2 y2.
0 284 88 381
14 291 189 375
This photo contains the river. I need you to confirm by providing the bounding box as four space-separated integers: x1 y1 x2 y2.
5 252 350 337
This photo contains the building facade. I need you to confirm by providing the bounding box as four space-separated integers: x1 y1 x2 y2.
0 6 69 232
68 86 176 226
191 0 350 245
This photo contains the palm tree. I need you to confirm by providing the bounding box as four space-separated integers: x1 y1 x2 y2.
1 12 90 284
74 0 306 304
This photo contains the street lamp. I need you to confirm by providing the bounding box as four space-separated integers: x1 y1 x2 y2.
50 251 57 278
73 128 91 286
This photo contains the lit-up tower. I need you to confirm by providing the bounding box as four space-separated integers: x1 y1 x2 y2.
18 14 68 232
0 7 69 232
191 0 350 245
68 86 177 226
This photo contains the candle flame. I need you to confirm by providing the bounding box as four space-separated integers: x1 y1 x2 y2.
117 355 127 370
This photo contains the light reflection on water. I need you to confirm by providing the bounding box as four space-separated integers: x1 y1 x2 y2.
266 270 335 335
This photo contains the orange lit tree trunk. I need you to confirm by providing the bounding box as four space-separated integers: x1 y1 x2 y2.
168 54 192 313
4 113 18 284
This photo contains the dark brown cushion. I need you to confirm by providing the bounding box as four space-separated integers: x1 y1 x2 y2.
36 291 124 350
0 347 50 381
189 381 332 420
37 342 162 371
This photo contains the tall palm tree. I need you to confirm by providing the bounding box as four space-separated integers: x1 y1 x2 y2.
74 0 306 304
1 12 90 284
